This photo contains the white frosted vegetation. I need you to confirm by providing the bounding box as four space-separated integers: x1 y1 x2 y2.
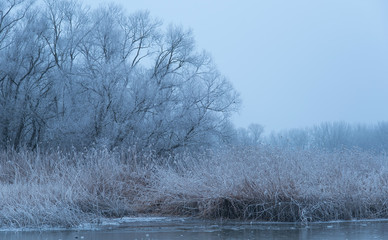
0 149 149 228
137 147 388 222
0 0 239 154
0 148 387 228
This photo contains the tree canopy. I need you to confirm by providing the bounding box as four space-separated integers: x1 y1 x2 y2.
0 0 240 153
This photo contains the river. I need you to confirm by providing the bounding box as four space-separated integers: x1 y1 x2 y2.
1 217 388 239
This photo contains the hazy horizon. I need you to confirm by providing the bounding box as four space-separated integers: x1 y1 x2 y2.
83 0 388 133
2 1 388 231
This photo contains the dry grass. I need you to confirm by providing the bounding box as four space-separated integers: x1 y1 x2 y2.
0 148 151 228
0 147 388 228
138 147 388 222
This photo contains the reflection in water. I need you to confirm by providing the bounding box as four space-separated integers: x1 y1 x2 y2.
1 218 388 240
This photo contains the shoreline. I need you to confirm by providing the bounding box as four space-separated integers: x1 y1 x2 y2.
2 216 388 232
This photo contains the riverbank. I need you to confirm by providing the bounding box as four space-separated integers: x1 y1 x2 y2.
2 217 388 240
0 147 387 228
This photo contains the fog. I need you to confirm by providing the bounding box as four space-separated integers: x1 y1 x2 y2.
2 0 388 230
85 0 388 132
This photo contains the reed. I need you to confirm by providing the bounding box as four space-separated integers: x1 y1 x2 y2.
139 147 388 222
0 147 387 228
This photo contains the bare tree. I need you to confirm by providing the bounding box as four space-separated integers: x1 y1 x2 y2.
248 123 264 144
0 0 241 153
0 1 57 149
311 122 351 150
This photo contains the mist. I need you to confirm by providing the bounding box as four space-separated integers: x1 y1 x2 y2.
1 0 388 231
84 0 388 132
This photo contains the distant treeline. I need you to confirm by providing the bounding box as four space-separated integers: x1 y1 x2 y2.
234 122 388 153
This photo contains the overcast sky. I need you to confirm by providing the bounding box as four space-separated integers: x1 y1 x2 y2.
83 0 388 133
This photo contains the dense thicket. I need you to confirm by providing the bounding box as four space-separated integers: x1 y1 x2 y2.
0 0 240 153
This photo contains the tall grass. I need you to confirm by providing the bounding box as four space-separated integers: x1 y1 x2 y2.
0 147 387 228
0 148 151 228
142 147 388 222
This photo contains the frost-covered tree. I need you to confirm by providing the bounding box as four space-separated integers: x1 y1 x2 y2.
0 0 56 149
267 128 309 150
233 123 264 146
248 123 264 144
0 0 240 153
310 122 351 150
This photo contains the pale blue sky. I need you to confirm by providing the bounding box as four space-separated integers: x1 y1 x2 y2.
84 0 388 132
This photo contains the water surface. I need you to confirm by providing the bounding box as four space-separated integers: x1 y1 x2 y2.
1 217 388 240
